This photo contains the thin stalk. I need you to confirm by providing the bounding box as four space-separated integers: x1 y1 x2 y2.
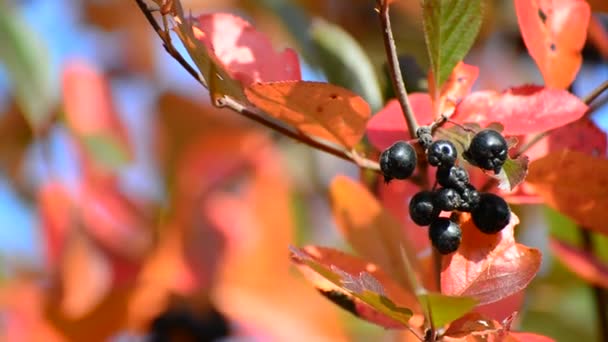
377 0 419 138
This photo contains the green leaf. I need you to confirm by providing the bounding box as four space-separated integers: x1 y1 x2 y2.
0 3 54 130
310 19 383 111
495 154 529 191
422 0 483 88
418 292 477 328
82 134 130 172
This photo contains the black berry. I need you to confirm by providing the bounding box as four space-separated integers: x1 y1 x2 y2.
434 188 462 211
464 129 508 173
416 126 433 149
471 193 511 234
429 218 462 254
436 165 469 191
409 191 440 226
380 141 417 182
457 184 481 212
427 140 457 168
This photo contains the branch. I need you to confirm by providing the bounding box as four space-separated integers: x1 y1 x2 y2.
133 0 380 172
217 96 380 171
377 0 419 138
515 79 608 158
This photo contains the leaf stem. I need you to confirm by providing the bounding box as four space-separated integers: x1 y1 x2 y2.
133 0 380 172
579 227 608 342
377 0 419 139
515 79 608 158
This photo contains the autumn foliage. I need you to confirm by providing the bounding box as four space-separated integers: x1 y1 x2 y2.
0 0 607 341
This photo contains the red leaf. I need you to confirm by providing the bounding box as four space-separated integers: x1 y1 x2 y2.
526 150 608 235
550 238 608 288
441 213 541 304
61 60 132 173
39 183 72 268
366 94 434 151
515 0 590 89
245 81 371 148
194 13 301 86
79 180 151 263
529 118 607 160
474 290 525 322
378 180 430 253
454 85 588 135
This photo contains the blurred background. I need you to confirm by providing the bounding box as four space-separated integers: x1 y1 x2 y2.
0 0 606 340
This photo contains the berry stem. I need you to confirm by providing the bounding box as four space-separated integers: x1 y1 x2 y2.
134 0 381 173
376 0 420 139
580 227 608 342
514 79 608 158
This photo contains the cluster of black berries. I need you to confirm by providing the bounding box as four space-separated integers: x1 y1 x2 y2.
379 129 512 255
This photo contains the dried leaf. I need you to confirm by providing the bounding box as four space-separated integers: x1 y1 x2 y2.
290 245 416 329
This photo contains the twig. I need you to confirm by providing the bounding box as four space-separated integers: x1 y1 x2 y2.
579 227 608 342
217 97 380 171
377 0 419 138
134 0 205 87
583 80 608 108
515 79 608 158
133 0 381 172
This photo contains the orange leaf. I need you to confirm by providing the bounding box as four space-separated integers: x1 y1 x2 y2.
245 81 371 148
526 150 608 235
0 278 65 342
441 213 541 304
550 238 608 288
329 175 420 291
429 62 479 117
515 0 590 88
195 131 346 340
59 231 112 319
46 287 133 341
